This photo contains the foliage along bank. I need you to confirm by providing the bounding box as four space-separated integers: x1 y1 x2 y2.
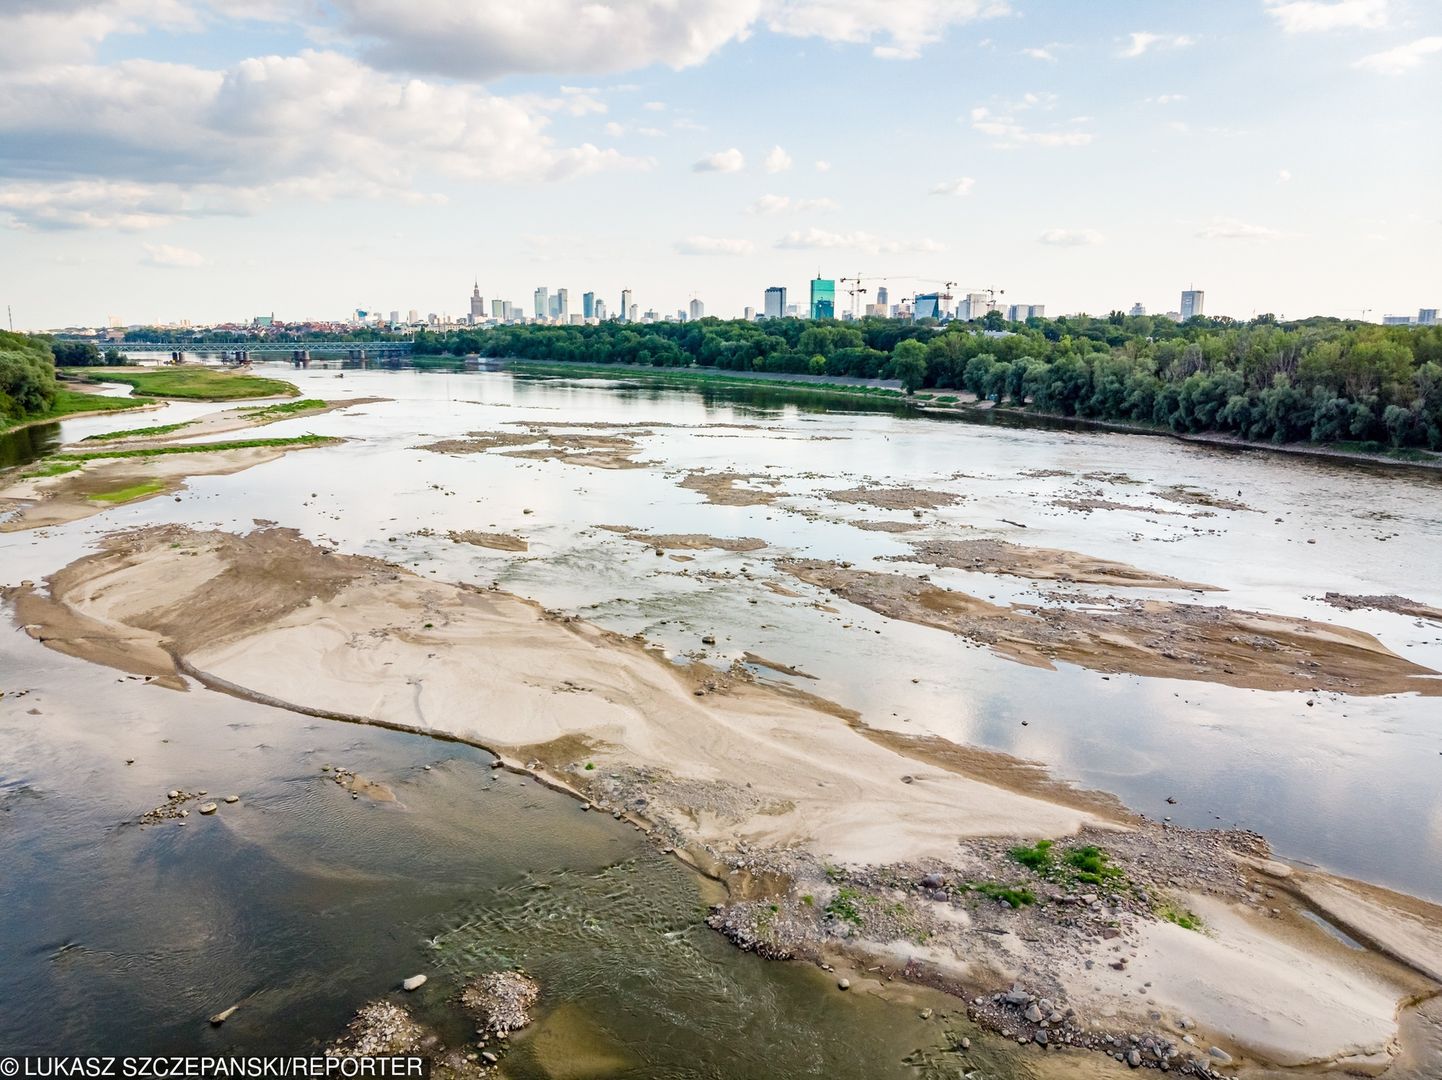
414 313 1442 452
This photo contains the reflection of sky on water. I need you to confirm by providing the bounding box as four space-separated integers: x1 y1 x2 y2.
8 363 1442 902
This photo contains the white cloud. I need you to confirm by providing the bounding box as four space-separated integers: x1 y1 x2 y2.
141 242 205 267
1353 36 1442 73
969 105 1094 148
1197 217 1282 241
1277 168 1293 183
0 50 644 229
814 160 831 172
691 147 745 172
637 126 666 137
674 234 754 256
642 100 666 111
1038 227 1103 246
775 227 943 254
764 0 1010 60
1146 93 1188 104
1 0 197 71
1021 46 1056 61
1118 31 1196 58
748 193 839 214
331 0 763 80
929 177 975 196
604 121 625 136
1264 0 1389 34
763 145 793 173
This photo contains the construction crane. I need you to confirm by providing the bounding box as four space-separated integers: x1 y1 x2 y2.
839 275 868 319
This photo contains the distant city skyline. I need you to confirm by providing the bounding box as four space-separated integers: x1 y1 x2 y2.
1 1 1439 328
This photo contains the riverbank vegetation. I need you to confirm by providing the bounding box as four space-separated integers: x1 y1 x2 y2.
81 366 298 401
417 314 1442 451
2 331 151 432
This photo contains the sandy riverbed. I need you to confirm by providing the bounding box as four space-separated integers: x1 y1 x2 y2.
8 522 1442 1076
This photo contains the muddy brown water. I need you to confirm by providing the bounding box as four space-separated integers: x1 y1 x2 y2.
3 362 1442 1069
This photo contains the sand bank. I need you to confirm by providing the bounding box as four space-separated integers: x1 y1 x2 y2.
10 524 1442 1075
899 539 1221 591
780 560 1442 696
596 525 767 552
449 530 529 552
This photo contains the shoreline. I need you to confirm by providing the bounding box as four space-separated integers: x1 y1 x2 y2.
1 399 162 437
9 523 1442 1078
499 359 1442 474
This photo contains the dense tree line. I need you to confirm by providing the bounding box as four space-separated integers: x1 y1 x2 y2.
0 331 58 422
415 313 1442 451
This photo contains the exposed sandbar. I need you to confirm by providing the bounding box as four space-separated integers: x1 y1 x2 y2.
900 538 1221 591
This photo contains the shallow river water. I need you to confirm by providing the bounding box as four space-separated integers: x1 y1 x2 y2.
3 363 1441 1069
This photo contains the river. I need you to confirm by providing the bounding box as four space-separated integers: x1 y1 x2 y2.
2 362 1440 1070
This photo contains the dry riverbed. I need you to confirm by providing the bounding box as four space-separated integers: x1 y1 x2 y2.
7 523 1442 1078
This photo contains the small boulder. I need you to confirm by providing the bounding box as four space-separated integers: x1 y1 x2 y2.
402 974 427 991
837 978 850 991
198 802 218 815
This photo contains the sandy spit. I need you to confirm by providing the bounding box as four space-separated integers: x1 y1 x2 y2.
596 524 767 553
12 525 1103 866
448 530 528 552
779 560 1442 696
899 538 1221 591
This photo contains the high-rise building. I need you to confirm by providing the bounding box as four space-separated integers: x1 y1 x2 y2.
389 310 400 325
914 293 943 320
491 298 505 320
1129 302 1147 317
785 304 799 317
763 286 787 319
628 303 640 322
1180 290 1205 320
876 286 889 307
556 288 569 321
582 291 595 319
1418 308 1438 326
1006 304 1045 322
960 292 990 321
469 281 485 322
689 298 704 320
594 299 607 321
743 306 756 321
620 289 633 322
1382 314 1414 326
810 276 836 319
407 309 419 324
534 287 549 320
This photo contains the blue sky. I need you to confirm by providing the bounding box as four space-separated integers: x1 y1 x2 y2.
1 0 1438 328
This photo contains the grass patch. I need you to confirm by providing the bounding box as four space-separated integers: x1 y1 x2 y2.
2 389 149 433
1009 839 1056 873
971 882 1037 907
1008 839 1127 892
1063 845 1125 888
1155 899 1203 931
20 461 82 479
54 434 334 462
825 886 864 926
84 366 298 401
506 360 909 402
87 480 166 504
238 399 328 419
82 421 193 441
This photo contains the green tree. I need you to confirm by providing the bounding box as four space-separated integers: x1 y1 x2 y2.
888 339 928 394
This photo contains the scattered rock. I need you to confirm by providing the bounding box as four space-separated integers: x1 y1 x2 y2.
209 1005 238 1026
461 971 540 1037
402 974 427 991
837 978 851 990
198 802 218 815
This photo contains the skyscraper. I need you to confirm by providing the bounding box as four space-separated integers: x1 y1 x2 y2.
875 286 889 306
1418 308 1438 326
491 299 505 320
628 303 639 322
763 286 787 318
914 293 943 320
810 276 835 319
582 291 595 319
743 306 756 321
594 298 607 320
1129 302 1147 317
469 281 485 322
960 293 989 321
689 298 704 320
620 289 633 322
556 288 569 321
1180 290 1205 320
534 287 549 320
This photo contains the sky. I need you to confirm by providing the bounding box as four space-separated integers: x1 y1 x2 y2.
1 0 1439 329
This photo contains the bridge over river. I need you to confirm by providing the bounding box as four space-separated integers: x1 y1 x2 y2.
115 341 414 366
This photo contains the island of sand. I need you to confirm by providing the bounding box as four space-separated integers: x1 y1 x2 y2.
9 523 1442 1079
